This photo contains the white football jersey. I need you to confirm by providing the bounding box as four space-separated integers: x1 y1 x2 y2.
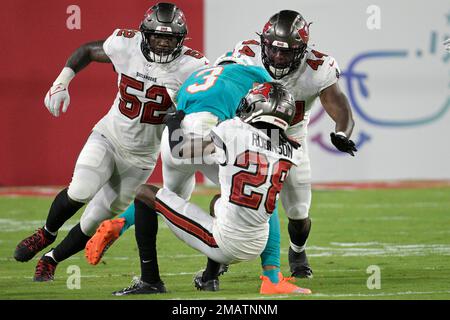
210 118 302 261
93 29 209 168
229 40 340 138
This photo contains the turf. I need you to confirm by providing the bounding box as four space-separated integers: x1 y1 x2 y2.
1 187 450 300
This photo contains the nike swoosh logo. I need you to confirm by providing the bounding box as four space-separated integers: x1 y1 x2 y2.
329 60 335 67
49 87 66 98
142 260 152 263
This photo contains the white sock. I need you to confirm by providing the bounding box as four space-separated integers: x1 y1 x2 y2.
44 225 58 237
290 241 306 253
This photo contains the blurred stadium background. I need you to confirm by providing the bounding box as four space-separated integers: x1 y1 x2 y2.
1 0 449 300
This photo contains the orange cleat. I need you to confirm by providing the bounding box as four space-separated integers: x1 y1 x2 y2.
259 272 312 295
85 218 125 265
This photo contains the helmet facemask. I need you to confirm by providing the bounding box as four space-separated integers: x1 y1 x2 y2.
261 40 307 79
141 30 185 63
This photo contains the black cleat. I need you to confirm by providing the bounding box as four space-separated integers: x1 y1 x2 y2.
33 254 58 282
113 278 167 296
194 270 219 291
289 247 313 279
14 228 56 262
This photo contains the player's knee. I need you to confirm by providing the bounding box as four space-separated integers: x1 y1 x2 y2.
67 180 99 204
80 215 106 236
135 184 159 208
286 202 310 220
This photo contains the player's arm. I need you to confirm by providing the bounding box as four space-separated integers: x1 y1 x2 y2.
65 40 111 72
319 83 357 156
44 41 111 117
165 111 214 159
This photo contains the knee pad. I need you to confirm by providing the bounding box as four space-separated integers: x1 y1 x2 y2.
67 176 100 203
281 183 311 220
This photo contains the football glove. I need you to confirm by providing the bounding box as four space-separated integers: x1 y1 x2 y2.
330 132 357 156
44 83 70 117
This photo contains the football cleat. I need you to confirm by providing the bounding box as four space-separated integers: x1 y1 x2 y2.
112 277 167 296
85 218 125 265
193 270 220 292
33 254 58 282
289 247 313 278
260 272 312 295
14 228 56 262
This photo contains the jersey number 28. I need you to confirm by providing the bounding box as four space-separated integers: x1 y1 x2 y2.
230 150 292 214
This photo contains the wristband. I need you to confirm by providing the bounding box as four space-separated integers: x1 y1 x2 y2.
53 67 76 87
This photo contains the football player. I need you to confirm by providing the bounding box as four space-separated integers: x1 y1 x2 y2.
112 82 312 296
87 58 305 294
227 10 357 278
13 2 208 282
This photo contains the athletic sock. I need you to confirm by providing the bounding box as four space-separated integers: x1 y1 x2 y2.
202 258 221 281
52 223 90 262
117 204 136 235
263 268 280 284
45 188 84 233
134 199 161 284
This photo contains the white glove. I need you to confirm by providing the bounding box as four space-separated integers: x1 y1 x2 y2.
44 67 75 117
44 83 70 117
445 38 450 52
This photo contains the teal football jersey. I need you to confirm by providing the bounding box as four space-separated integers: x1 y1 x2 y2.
176 64 272 121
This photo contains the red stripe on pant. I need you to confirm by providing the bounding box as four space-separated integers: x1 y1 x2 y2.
155 200 218 248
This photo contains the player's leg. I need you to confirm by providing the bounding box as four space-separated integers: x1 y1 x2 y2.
281 138 313 278
14 132 114 263
113 185 228 295
260 208 281 283
34 158 151 281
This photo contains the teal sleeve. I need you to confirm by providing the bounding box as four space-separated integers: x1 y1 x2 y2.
260 205 281 268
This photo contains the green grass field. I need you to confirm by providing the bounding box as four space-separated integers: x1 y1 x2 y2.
1 187 450 300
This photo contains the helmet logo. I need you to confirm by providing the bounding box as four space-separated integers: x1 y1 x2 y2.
179 12 186 24
297 21 310 43
263 21 272 34
251 83 273 99
144 8 154 19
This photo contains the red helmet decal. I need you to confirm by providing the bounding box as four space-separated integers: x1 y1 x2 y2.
263 21 272 34
251 83 272 99
179 11 186 24
298 22 310 43
144 8 154 18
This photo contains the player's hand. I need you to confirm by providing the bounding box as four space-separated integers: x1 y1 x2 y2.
164 110 186 131
330 132 357 156
44 83 70 117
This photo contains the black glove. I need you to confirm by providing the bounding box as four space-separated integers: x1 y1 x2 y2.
330 132 357 156
164 110 185 132
280 131 301 149
164 110 186 154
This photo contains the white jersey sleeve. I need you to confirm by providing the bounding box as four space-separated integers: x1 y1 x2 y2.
228 39 264 67
311 52 340 94
103 29 141 73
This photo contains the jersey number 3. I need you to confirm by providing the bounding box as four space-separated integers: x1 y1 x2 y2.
230 151 292 214
118 74 172 124
187 66 223 93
